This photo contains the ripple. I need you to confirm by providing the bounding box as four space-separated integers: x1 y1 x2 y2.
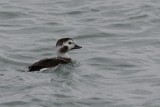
128 14 149 20
66 10 84 15
76 98 111 106
0 11 27 19
130 89 153 95
75 32 117 39
44 22 60 26
87 57 137 68
0 101 28 106
107 23 140 30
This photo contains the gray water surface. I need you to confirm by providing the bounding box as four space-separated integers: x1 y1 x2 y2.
1 0 160 107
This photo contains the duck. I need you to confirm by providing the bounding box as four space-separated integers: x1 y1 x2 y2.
28 38 82 71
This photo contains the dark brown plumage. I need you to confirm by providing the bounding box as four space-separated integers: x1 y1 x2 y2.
60 46 68 53
28 57 71 71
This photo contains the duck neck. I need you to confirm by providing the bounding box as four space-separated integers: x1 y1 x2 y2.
57 51 70 59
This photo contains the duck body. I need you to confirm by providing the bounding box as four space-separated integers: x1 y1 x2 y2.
28 38 82 72
28 57 71 71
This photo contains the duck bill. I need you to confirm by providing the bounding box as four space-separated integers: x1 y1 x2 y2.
72 44 82 50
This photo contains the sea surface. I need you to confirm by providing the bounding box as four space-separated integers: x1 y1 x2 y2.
0 0 160 107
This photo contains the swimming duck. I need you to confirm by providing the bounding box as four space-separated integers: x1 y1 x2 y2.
28 38 82 71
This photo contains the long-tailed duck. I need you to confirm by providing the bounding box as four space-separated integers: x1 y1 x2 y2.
28 38 82 71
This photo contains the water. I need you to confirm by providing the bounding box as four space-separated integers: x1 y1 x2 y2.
0 0 160 107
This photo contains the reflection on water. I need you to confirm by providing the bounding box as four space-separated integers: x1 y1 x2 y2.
0 0 160 107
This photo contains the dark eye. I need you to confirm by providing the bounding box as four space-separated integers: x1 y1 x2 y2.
68 42 72 44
